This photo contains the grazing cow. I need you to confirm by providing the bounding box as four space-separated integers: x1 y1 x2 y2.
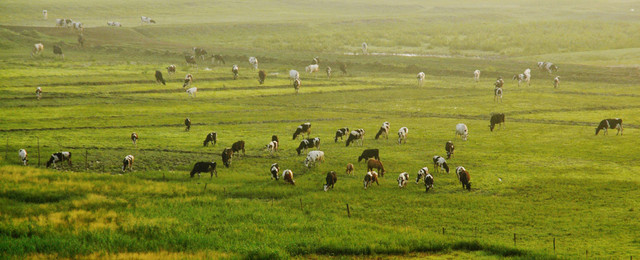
211 54 225 65
56 18 66 27
122 155 134 172
456 123 468 141
367 158 385 177
334 127 349 142
231 140 245 156
270 163 280 180
445 141 454 159
131 133 139 146
71 22 83 32
186 87 197 98
311 56 320 65
513 73 525 87
266 140 278 153
326 66 332 79
155 70 166 85
31 43 44 57
193 47 207 61
272 135 279 143
107 21 122 27
375 122 390 140
432 156 449 173
474 70 481 83
185 55 197 69
282 169 295 185
538 62 558 73
140 16 156 24
184 118 191 131
490 113 505 132
456 166 471 190
19 149 28 166
167 65 176 75
258 70 266 84
553 76 560 88
293 78 301 93
190 162 217 178
363 171 379 189
35 87 42 100
494 77 504 88
346 163 354 175
595 118 623 136
324 171 337 191
358 149 379 162
53 45 63 59
289 70 300 81
296 137 320 155
397 172 409 188
77 34 84 47
249 57 258 70
362 42 368 55
397 127 408 144
305 64 319 74
232 65 239 80
183 74 193 88
43 10 48 19
303 151 325 168
221 148 233 167
523 68 531 86
494 87 503 102
292 122 312 140
417 72 425 87
423 173 434 192
203 132 217 146
415 167 429 184
346 129 365 147
340 63 347 74
46 152 72 168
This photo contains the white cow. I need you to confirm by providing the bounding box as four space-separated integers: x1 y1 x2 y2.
362 42 368 55
72 22 83 32
456 123 469 141
397 127 408 144
19 149 28 166
186 87 197 98
305 64 319 74
553 76 560 88
141 16 156 24
474 70 481 83
397 172 409 188
417 72 425 87
523 68 531 86
31 43 44 57
42 10 48 20
107 21 122 27
289 70 300 81
303 150 324 168
249 57 258 70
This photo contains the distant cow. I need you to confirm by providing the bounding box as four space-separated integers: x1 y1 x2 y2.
293 122 312 140
595 118 623 136
538 62 558 74
77 34 84 47
445 141 454 159
249 57 258 70
305 64 319 74
324 171 337 191
270 163 280 180
375 122 390 140
293 78 301 94
296 137 320 155
46 151 72 168
141 16 156 24
186 87 197 98
346 129 365 147
415 167 429 184
358 149 379 162
107 21 122 27
346 163 354 175
289 70 300 81
221 148 233 167
340 63 347 74
397 172 409 188
423 173 434 192
417 72 425 87
36 87 42 100
490 113 505 131
266 140 278 153
185 55 197 68
456 123 468 141
71 22 83 32
282 169 295 185
304 151 325 168
211 54 225 65
494 77 504 88
272 135 279 143
193 47 207 60
432 156 449 173
32 43 44 57
474 70 481 83
19 149 28 166
53 45 63 59
231 141 245 156
326 66 332 79
363 171 379 189
367 158 385 177
122 155 134 172
513 73 525 87
494 87 503 102
397 127 408 144
131 133 139 146
334 127 349 142
184 118 191 131
183 74 193 88
203 132 217 146
155 70 166 85
456 166 471 190
258 70 266 84
523 68 531 86
553 76 560 88
362 42 369 55
232 65 239 80
167 65 176 75
43 10 48 19
190 162 217 178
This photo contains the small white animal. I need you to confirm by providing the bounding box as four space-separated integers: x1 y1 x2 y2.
19 149 28 165
456 123 468 141
186 87 197 98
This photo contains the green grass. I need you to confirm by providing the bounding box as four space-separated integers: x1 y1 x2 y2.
2 0 640 259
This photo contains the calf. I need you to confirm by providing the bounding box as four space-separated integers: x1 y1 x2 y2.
131 133 139 146
473 70 481 83
155 70 166 85
36 87 42 100
293 78 301 94
494 87 503 102
375 122 390 139
489 113 505 132
346 163 354 175
232 65 239 79
415 167 429 184
270 163 280 180
232 140 245 156
249 57 259 70
358 149 379 162
46 152 71 168
296 137 320 155
304 151 325 168
186 87 197 98
595 118 623 136
203 132 217 146
397 172 409 188
397 127 408 144
346 129 365 147
417 72 425 87
282 169 295 185
185 118 191 131
363 171 379 189
183 74 193 88
292 122 312 140
553 76 560 88
190 162 217 178
456 123 468 141
456 166 471 190
367 158 385 177
258 70 266 84
432 156 449 173
221 148 233 168
266 140 278 153
423 173 434 192
19 149 28 166
122 155 134 172
445 141 454 159
324 171 337 191
334 127 349 142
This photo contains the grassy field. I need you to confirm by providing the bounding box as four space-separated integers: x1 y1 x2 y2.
1 0 640 259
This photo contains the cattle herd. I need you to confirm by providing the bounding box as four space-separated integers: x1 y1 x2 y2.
20 14 626 195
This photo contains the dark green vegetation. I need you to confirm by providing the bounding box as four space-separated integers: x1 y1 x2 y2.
1 0 640 258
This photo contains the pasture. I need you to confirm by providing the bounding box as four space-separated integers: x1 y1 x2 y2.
1 0 640 258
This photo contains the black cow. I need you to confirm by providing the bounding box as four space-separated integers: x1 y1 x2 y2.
334 127 349 142
445 141 454 159
203 132 217 146
184 118 191 131
292 122 312 140
190 162 217 178
155 70 166 85
221 148 233 168
323 171 337 191
490 113 505 132
258 70 266 84
53 45 63 59
595 118 623 136
232 140 245 156
46 151 72 168
296 137 320 155
358 149 379 162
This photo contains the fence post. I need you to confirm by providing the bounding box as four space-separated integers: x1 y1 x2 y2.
346 203 351 217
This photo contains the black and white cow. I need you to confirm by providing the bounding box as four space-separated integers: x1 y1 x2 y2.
232 65 239 80
423 173 434 192
221 148 233 168
346 129 365 147
140 16 156 24
292 122 312 140
334 127 349 142
272 135 279 143
445 141 454 159
595 118 623 136
155 70 166 85
53 45 63 59
19 149 28 166
270 163 280 180
258 70 266 84
232 140 245 156
193 47 207 61
538 62 558 74
283 169 295 185
456 166 471 191
190 162 217 178
184 118 191 131
494 77 504 88
358 149 379 162
324 171 337 191
211 54 225 65
293 78 301 93
494 87 503 102
266 140 278 153
122 155 134 172
166 64 176 75
397 127 408 144
375 122 390 140
432 156 449 173
296 137 320 155
36 87 42 100
415 167 429 184
131 133 138 146
185 55 197 68
490 113 505 132
203 132 217 146
397 172 409 188
46 152 72 168
183 74 193 88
